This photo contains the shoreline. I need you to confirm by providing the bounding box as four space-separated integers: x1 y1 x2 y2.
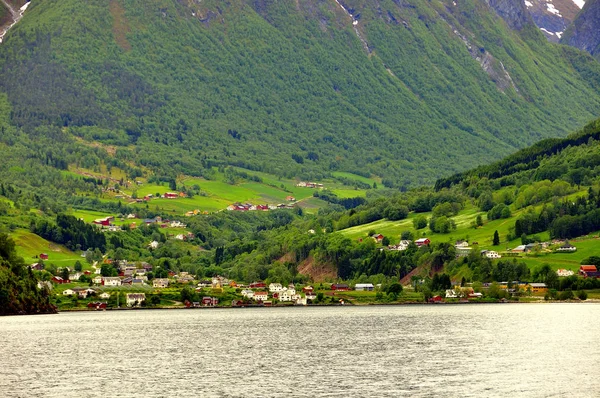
54 298 600 313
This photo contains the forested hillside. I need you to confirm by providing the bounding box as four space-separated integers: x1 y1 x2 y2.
1 0 600 187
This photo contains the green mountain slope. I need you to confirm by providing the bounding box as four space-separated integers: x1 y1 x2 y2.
1 0 600 187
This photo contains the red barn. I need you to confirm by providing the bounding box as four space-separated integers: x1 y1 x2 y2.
164 192 179 199
331 284 349 291
40 253 49 260
249 281 266 289
580 265 599 278
415 238 431 247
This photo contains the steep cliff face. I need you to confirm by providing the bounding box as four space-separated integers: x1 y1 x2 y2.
486 0 534 29
561 0 600 58
525 0 584 42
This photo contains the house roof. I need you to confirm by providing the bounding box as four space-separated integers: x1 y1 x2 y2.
580 265 598 272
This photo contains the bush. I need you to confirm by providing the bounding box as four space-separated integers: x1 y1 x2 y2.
577 290 588 300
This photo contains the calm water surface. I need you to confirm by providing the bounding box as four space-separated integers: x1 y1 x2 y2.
1 304 599 397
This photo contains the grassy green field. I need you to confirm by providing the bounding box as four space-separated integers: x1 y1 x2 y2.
340 199 600 272
11 229 82 268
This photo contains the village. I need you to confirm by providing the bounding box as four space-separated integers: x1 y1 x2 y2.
30 248 600 311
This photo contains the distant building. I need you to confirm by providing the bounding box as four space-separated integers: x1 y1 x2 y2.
415 238 430 247
556 242 577 252
556 269 574 277
126 293 146 307
355 283 374 291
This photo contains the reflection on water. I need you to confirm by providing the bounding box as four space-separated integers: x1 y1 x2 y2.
1 304 599 397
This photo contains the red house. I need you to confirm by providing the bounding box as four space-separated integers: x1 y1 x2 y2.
372 234 384 243
164 192 179 199
429 295 443 303
579 265 599 278
302 286 314 293
202 297 219 306
331 283 349 291
40 253 49 260
52 276 70 284
415 238 431 247
249 281 267 289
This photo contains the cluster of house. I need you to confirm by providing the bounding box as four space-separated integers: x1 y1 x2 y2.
509 240 577 254
90 214 188 232
184 209 209 217
296 182 324 188
226 203 295 211
385 237 431 251
142 192 186 201
239 282 316 306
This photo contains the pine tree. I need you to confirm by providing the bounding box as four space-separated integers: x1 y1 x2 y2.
493 230 500 246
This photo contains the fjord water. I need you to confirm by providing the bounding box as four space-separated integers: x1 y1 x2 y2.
1 304 598 397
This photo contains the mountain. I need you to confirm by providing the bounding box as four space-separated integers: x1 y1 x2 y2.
524 0 584 41
0 0 600 189
561 0 600 58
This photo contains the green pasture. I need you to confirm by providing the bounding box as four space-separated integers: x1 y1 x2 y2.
10 229 82 267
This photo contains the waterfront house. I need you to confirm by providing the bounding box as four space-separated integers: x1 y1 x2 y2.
269 283 284 292
99 292 110 299
528 283 548 293
126 293 146 307
355 283 374 291
302 286 314 293
241 289 255 299
306 292 317 301
278 290 292 302
202 297 219 307
254 291 268 302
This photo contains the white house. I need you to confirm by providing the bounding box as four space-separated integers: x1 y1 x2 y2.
556 269 574 277
355 283 375 291
241 289 255 299
287 287 296 296
306 292 317 301
148 240 159 249
93 276 103 285
253 291 268 302
99 292 111 299
278 290 292 302
269 283 284 292
153 278 169 288
556 242 577 252
69 272 82 281
398 240 411 250
485 251 502 259
126 293 146 307
445 289 458 298
62 289 76 296
103 277 122 287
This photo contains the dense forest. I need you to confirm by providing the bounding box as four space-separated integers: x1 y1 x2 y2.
0 0 600 187
0 233 56 315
